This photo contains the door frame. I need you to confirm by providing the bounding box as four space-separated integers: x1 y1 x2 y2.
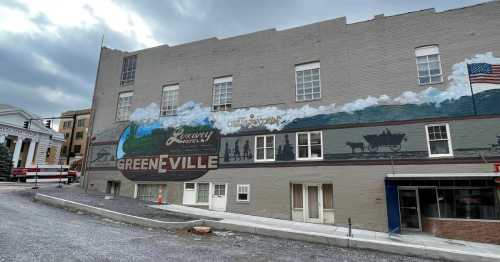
398 186 422 232
209 182 228 211
303 183 323 223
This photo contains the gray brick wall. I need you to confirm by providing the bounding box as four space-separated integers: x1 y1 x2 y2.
91 2 500 135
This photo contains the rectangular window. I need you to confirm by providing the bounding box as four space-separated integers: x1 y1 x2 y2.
255 135 275 161
184 182 195 190
160 84 179 116
214 184 226 196
62 121 72 129
292 184 303 209
61 146 67 155
120 55 137 86
425 123 453 157
415 46 443 85
322 184 334 209
73 145 81 154
196 183 209 203
237 184 250 202
438 188 497 220
212 76 232 111
116 92 133 121
77 119 86 127
295 62 321 102
136 184 166 202
64 133 70 139
75 132 83 140
296 131 323 160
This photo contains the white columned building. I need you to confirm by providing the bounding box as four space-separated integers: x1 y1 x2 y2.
0 104 64 168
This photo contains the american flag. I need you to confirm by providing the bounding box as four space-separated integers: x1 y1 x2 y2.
467 63 500 84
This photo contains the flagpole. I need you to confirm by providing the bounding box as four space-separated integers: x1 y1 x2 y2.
466 63 478 116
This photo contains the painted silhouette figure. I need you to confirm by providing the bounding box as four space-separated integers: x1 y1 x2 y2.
243 140 251 160
224 142 230 162
233 139 241 161
277 145 283 160
281 134 294 161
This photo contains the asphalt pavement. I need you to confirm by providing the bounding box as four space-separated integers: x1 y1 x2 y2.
0 184 437 262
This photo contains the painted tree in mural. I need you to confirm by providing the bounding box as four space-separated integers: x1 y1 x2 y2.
0 143 13 178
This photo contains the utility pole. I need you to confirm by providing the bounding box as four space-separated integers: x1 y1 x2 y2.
66 114 77 165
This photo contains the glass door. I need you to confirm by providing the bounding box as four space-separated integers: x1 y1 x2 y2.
398 188 421 231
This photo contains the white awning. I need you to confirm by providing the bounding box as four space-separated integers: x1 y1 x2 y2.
386 173 500 180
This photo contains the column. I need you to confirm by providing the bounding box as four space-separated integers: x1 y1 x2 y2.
0 134 5 144
12 136 24 168
25 139 37 167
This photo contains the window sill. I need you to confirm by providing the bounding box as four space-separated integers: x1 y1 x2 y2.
418 81 444 86
428 154 454 158
120 81 135 87
296 157 323 161
254 159 275 162
295 98 321 103
236 200 250 203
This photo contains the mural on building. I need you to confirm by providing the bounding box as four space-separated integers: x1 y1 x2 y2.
347 129 407 153
127 53 500 135
86 52 500 173
116 123 220 181
223 139 253 162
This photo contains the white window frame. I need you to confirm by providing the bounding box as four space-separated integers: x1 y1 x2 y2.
212 76 233 111
254 135 275 162
415 46 443 85
195 182 210 204
425 123 453 158
120 55 137 86
160 84 179 116
236 184 250 202
296 131 323 160
116 91 133 121
295 62 321 102
184 182 195 191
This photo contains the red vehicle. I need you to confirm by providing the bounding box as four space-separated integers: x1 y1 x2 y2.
11 165 78 183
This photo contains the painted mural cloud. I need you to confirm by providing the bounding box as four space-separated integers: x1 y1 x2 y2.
129 52 500 134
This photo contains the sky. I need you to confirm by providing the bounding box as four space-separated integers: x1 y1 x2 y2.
0 0 490 119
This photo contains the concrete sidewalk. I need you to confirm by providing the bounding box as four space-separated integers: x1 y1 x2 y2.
152 204 500 262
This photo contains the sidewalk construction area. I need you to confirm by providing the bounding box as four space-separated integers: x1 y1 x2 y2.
34 184 500 262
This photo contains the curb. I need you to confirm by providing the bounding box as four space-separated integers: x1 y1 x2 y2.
34 193 500 262
34 193 204 230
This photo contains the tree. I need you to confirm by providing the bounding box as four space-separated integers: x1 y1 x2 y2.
0 143 13 179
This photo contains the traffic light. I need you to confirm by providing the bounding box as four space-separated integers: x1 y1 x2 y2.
23 121 29 129
45 120 51 128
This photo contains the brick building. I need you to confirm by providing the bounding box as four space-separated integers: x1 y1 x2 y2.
59 109 91 165
85 2 500 243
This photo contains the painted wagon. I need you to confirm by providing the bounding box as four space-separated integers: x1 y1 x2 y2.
363 129 406 152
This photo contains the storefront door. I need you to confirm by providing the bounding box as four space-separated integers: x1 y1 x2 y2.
210 183 227 211
398 188 421 231
304 184 322 223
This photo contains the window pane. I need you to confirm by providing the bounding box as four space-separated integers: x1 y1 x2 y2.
256 137 264 148
419 77 430 84
238 193 248 201
197 183 209 202
310 133 321 145
256 148 264 160
322 184 333 209
416 56 427 63
297 134 308 146
266 148 274 159
265 136 274 148
430 140 450 155
298 145 308 158
428 54 439 62
292 184 303 208
431 76 442 83
311 145 322 158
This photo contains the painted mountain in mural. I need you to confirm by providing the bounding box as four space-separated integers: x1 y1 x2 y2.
284 89 500 130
